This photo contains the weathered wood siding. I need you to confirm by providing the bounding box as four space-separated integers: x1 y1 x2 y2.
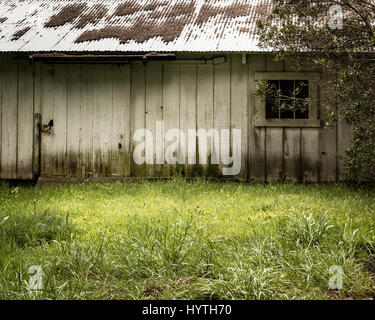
38 63 131 178
0 55 34 179
0 53 354 182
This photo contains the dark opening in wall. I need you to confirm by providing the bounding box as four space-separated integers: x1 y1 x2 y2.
266 80 309 120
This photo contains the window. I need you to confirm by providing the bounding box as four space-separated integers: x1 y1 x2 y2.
266 80 309 120
254 72 321 128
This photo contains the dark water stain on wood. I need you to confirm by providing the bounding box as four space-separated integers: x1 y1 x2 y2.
45 4 87 28
67 151 80 176
190 164 205 178
205 163 222 178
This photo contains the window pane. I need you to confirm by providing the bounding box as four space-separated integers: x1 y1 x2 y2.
280 101 294 119
295 80 309 119
280 80 294 119
265 79 310 120
295 104 309 119
266 80 279 119
280 80 295 97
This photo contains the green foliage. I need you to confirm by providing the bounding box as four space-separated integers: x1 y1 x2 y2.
345 127 375 182
258 0 375 182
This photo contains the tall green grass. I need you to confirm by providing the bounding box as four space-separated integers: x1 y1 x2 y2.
0 179 374 299
0 209 74 247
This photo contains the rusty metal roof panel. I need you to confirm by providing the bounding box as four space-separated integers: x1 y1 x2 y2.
0 0 272 52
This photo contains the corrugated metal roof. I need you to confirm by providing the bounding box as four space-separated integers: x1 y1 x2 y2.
0 0 272 52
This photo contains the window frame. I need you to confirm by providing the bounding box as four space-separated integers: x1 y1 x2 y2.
254 72 321 128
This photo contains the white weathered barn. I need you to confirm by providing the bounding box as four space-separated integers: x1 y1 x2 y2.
0 0 352 182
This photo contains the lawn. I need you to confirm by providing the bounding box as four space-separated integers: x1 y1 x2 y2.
0 178 374 300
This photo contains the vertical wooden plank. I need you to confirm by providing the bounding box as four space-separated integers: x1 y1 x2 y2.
93 64 113 177
33 62 42 178
337 116 353 181
1 55 18 179
33 113 41 179
265 55 284 182
17 59 34 179
80 64 94 177
33 62 43 115
197 63 214 176
302 128 319 182
145 61 163 177
66 64 81 177
300 79 320 182
249 54 266 181
51 64 68 176
265 128 284 182
40 63 53 176
283 60 302 182
214 59 231 177
284 128 301 181
230 55 248 181
179 64 197 177
283 59 321 182
112 64 131 177
130 62 146 177
163 63 180 177
318 84 338 182
319 120 337 182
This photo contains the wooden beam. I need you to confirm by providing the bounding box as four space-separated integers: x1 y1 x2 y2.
33 113 41 179
254 72 321 81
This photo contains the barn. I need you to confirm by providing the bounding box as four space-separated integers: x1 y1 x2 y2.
0 0 353 183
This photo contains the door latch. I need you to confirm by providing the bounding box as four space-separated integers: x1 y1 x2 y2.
40 120 53 134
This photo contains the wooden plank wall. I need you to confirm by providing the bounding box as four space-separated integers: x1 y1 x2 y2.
0 55 34 179
39 63 131 177
0 53 355 182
